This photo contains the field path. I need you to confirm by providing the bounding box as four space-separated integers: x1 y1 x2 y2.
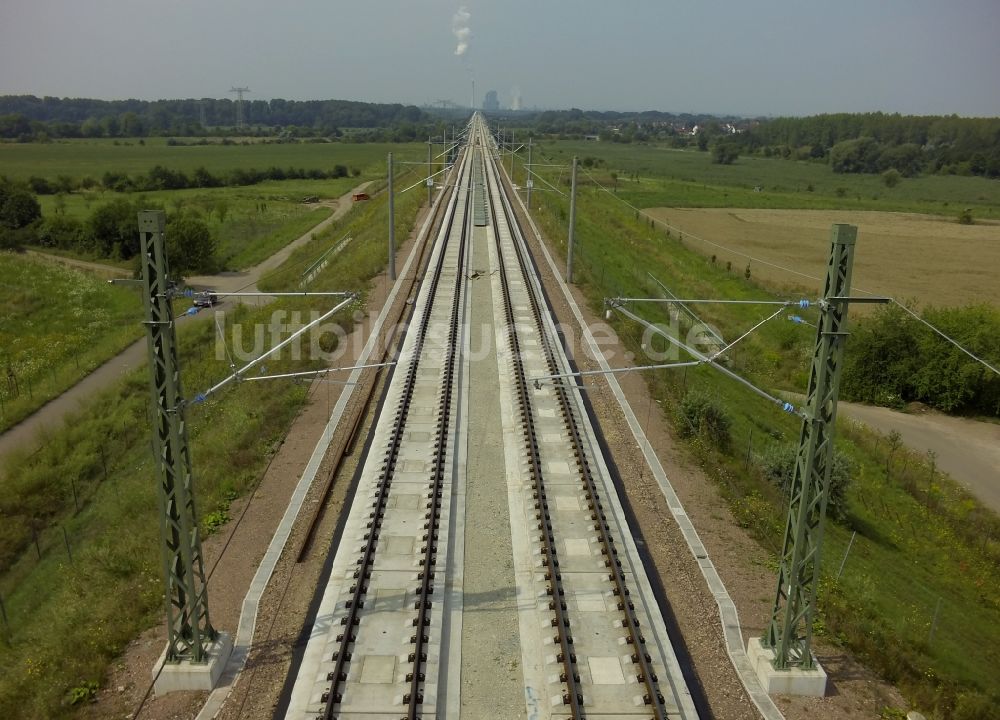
26 250 131 279
0 182 371 465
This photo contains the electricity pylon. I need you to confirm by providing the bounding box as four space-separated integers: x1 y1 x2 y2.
229 86 250 130
763 224 857 670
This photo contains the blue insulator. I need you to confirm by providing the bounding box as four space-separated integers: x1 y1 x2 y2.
193 393 206 404
782 402 795 413
799 299 810 308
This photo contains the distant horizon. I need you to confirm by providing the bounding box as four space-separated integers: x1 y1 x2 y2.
3 1 998 117
3 92 998 122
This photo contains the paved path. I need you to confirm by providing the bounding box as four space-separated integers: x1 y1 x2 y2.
837 401 1000 514
0 182 371 465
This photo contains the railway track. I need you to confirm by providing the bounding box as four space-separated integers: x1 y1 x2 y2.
283 116 697 720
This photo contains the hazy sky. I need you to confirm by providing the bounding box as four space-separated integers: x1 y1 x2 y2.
1 0 998 117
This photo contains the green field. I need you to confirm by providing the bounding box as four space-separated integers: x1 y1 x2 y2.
535 141 1000 219
0 252 144 433
0 177 426 718
523 152 1000 718
0 138 422 183
0 309 314 719
36 180 358 270
0 142 413 436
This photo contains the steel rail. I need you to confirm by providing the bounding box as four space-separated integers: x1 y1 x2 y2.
482 146 584 716
406 163 469 718
320 140 473 720
484 128 669 719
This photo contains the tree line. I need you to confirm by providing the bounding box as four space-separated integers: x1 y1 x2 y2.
26 162 359 195
736 113 1000 178
2 175 216 273
0 95 432 140
508 108 1000 178
505 108 745 143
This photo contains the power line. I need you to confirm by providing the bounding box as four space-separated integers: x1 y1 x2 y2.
893 300 1000 378
609 301 801 417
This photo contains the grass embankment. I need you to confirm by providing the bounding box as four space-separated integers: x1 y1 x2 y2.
0 252 143 434
0 308 313 718
0 171 426 718
0 180 354 434
0 139 416 184
541 140 1000 220
523 158 1000 719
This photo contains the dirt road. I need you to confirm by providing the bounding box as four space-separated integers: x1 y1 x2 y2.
837 401 1000 513
26 250 131 278
0 182 370 465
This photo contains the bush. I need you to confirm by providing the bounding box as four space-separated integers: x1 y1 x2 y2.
677 390 732 452
757 443 852 518
881 168 901 187
37 215 84 249
27 176 55 195
166 212 217 275
711 141 740 165
0 180 41 229
843 303 1000 416
957 207 973 224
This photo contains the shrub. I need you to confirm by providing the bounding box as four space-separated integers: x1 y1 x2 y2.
711 142 740 165
843 303 1000 416
37 215 84 249
881 168 901 187
66 680 99 706
957 207 973 224
0 180 41 229
757 443 852 518
677 390 732 452
952 690 1000 720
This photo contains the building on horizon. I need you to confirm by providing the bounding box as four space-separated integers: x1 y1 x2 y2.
483 90 500 112
511 86 522 111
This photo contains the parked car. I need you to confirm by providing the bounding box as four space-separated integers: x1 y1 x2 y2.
193 292 219 308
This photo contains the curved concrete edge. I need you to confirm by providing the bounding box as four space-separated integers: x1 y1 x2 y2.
195 187 449 720
511 192 786 720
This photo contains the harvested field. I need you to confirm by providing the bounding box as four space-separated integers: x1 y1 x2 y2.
646 208 1000 307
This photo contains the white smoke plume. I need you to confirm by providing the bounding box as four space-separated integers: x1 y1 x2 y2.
452 6 471 56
